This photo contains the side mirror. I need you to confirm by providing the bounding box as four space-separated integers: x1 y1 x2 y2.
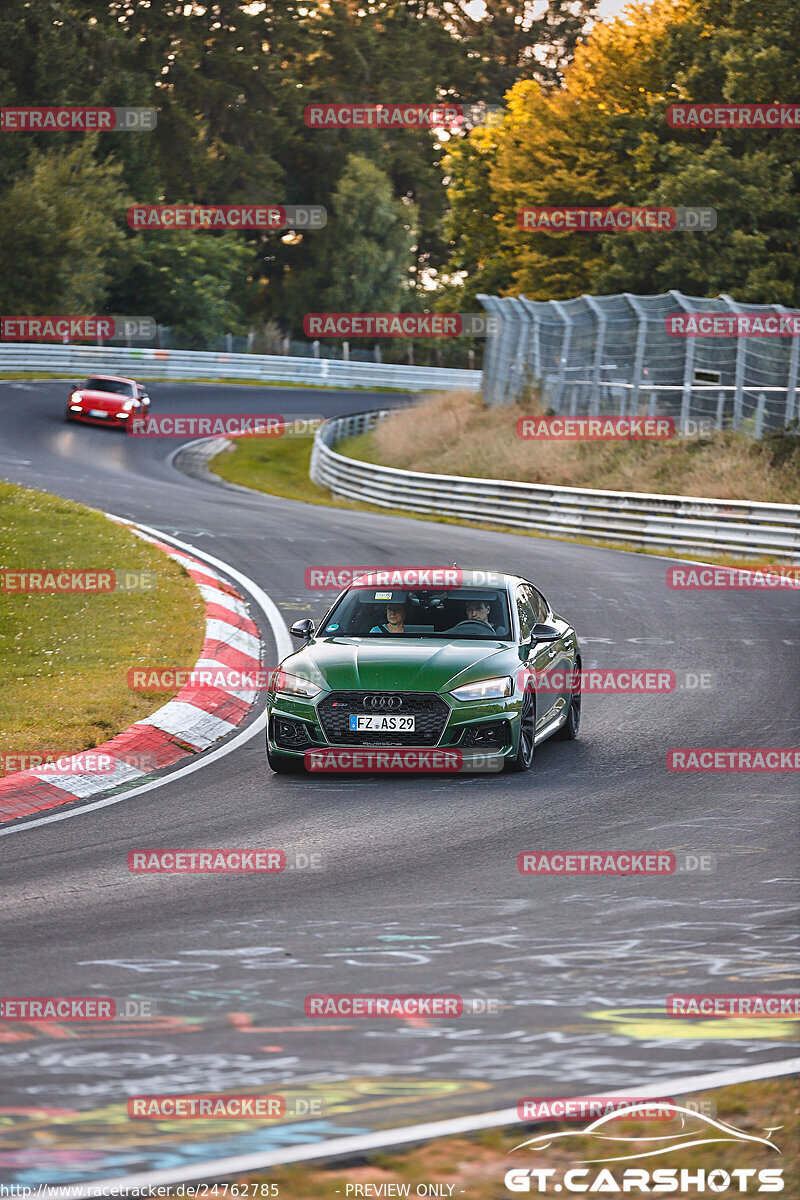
531 622 560 642
291 619 315 640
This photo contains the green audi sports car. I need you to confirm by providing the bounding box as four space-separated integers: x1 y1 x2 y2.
266 572 581 774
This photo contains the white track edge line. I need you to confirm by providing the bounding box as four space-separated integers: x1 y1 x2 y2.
0 521 291 839
44 1055 800 1194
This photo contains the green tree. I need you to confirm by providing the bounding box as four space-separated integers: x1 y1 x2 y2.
282 154 415 336
0 141 127 313
107 232 254 349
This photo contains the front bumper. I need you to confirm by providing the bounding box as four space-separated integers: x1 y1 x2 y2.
267 689 522 763
67 407 128 427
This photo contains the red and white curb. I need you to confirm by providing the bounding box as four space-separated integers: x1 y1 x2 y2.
0 518 266 825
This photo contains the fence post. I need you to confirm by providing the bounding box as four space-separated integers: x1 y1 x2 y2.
755 391 766 439
720 294 746 429
519 297 542 385
624 293 648 417
550 300 572 413
506 297 530 403
582 295 607 416
716 389 725 430
343 341 349 362
669 290 695 432
225 332 233 353
777 304 799 426
477 293 499 404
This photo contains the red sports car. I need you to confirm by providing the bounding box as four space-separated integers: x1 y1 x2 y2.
65 375 151 428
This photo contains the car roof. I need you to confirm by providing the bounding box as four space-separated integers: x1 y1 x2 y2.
85 374 137 385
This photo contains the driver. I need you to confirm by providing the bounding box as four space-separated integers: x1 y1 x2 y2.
370 601 407 635
465 598 493 628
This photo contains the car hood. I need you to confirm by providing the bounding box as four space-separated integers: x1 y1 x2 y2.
283 637 519 693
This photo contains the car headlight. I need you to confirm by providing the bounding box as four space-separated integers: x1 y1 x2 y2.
122 399 138 410
271 670 322 700
70 391 82 402
450 676 513 701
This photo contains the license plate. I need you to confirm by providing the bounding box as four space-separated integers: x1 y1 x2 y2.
88 409 108 418
349 714 415 732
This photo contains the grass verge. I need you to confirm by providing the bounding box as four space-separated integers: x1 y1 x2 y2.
0 482 205 776
236 1076 798 1198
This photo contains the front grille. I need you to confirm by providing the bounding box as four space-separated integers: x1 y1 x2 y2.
317 691 450 746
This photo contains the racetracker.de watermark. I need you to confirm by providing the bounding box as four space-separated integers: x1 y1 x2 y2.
667 994 800 1016
305 994 462 1017
0 752 117 776
304 103 464 129
517 207 717 232
128 667 278 691
517 851 716 875
304 749 505 773
667 565 800 589
128 1095 313 1119
127 414 284 438
667 312 800 337
0 106 157 131
1 316 155 342
128 205 326 229
304 567 504 589
303 313 498 337
0 569 157 593
524 668 676 693
517 416 673 440
667 748 799 771
667 103 800 128
0 997 115 1019
127 850 286 873
516 1097 716 1121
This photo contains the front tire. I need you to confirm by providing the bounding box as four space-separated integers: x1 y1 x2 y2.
506 685 536 772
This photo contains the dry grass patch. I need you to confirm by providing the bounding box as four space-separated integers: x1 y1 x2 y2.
340 390 800 504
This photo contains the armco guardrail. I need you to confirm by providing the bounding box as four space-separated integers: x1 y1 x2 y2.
0 343 481 393
310 412 800 562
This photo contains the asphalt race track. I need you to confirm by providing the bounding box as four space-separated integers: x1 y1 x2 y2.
0 380 798 1185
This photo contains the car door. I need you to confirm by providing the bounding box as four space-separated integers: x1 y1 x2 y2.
515 584 560 729
527 584 577 721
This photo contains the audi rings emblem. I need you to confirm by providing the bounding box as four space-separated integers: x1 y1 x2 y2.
363 694 403 709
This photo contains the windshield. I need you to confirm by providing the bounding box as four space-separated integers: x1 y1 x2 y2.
320 587 512 640
85 378 134 396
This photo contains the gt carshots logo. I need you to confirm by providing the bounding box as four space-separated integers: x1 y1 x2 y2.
505 1103 784 1192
